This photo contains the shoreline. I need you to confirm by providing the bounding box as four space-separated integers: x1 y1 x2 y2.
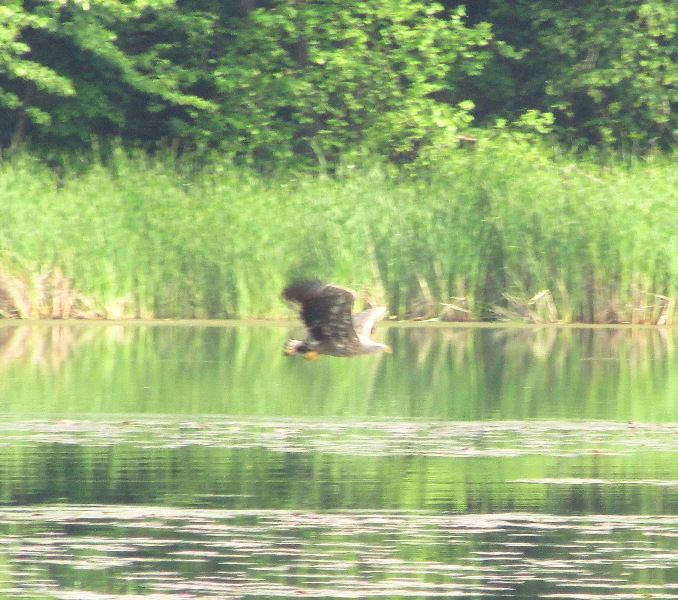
1 318 676 329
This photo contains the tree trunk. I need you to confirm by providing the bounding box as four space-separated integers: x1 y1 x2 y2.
10 83 34 152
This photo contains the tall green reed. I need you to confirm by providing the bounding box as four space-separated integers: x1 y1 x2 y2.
0 145 675 322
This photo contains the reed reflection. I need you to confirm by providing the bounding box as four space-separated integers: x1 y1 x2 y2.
0 323 675 420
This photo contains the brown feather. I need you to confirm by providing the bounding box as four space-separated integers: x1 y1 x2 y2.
283 280 389 357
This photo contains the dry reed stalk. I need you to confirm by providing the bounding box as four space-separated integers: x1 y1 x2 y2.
102 296 132 320
614 289 677 325
656 295 675 326
493 289 559 323
528 289 559 323
440 297 473 322
0 269 85 319
49 268 76 318
409 274 437 320
0 274 31 318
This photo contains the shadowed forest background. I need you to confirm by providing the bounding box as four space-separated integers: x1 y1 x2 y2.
0 0 676 322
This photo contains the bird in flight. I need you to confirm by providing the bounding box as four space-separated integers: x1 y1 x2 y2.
283 280 391 359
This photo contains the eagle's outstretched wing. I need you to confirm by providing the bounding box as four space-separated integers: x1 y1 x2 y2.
283 279 391 358
283 280 361 351
353 306 387 337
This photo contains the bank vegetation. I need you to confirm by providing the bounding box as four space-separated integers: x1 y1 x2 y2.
1 144 675 323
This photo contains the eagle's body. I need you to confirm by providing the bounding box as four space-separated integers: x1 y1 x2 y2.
283 280 391 358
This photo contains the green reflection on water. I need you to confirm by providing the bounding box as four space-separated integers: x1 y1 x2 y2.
0 323 675 513
0 323 676 420
0 323 677 598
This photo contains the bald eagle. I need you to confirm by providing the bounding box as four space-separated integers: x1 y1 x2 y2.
283 280 391 359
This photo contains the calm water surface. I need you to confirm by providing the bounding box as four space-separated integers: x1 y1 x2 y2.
0 322 677 599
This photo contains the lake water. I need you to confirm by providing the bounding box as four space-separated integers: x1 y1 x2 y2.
0 322 677 598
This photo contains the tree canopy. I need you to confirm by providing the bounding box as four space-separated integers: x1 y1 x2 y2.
0 0 676 163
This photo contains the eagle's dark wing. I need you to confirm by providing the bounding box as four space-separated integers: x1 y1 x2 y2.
283 280 361 350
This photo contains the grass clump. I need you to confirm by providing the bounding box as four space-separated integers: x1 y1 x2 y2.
0 145 675 323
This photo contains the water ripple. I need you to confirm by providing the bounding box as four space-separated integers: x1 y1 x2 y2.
1 418 677 458
2 507 678 598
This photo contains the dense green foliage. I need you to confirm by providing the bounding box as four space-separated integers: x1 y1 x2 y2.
1 2 676 321
479 1 678 151
1 0 676 160
0 0 213 152
1 145 676 322
217 1 494 164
